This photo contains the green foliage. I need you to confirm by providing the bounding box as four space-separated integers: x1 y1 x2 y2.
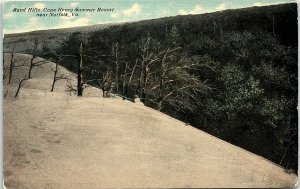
259 97 291 129
252 63 291 91
218 65 263 115
56 32 82 72
59 32 82 54
186 36 219 57
53 5 298 172
202 31 297 171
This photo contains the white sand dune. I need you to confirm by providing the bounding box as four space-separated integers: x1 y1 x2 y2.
3 53 297 188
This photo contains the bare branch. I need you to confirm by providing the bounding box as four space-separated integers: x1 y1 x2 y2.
15 75 28 98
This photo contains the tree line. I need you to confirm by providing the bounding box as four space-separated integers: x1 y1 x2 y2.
44 23 297 172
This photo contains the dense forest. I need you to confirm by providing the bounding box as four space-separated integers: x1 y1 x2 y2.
38 3 297 172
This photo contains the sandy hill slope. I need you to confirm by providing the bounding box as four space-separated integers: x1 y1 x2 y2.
3 53 297 188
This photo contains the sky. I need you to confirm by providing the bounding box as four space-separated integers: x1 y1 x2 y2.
2 0 297 34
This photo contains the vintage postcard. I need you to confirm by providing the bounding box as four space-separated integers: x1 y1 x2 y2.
2 0 298 188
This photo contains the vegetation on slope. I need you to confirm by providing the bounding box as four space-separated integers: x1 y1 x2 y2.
7 3 298 172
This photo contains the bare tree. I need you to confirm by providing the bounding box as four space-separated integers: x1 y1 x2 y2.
6 44 26 84
3 54 8 81
50 54 69 92
27 39 48 79
121 59 138 99
77 42 84 96
95 70 113 97
65 80 77 96
15 75 28 98
8 44 17 84
148 48 213 112
112 42 120 92
57 42 85 96
121 61 129 98
137 37 160 104
57 32 111 96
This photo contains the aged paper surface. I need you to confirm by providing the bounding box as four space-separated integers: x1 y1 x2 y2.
2 1 298 188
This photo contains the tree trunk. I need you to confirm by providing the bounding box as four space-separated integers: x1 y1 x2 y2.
114 43 119 92
77 42 83 96
156 60 164 112
8 57 14 84
138 61 144 99
15 77 28 98
101 87 105 97
28 56 35 79
51 77 56 92
8 45 16 84
122 62 128 99
122 84 128 100
28 40 38 79
115 62 119 92
51 62 58 92
141 65 148 104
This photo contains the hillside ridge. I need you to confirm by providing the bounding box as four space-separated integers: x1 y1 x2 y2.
3 2 293 37
3 3 297 53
